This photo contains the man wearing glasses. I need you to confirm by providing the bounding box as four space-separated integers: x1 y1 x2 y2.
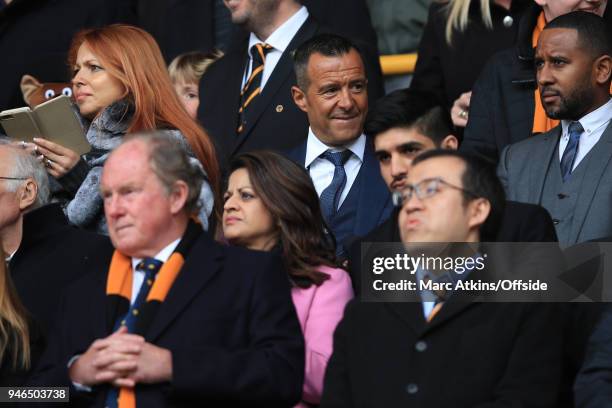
321 150 564 407
0 140 111 340
345 89 557 295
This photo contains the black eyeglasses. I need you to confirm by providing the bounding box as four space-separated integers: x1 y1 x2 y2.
0 176 27 181
392 177 478 207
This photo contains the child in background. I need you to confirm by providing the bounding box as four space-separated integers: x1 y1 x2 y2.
168 50 223 119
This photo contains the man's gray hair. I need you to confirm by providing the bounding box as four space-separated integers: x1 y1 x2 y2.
0 138 50 209
123 132 204 215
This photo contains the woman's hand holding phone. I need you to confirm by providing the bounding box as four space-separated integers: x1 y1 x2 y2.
32 137 80 178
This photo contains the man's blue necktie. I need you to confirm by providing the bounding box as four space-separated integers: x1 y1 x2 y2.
560 121 584 182
319 150 352 222
106 258 163 408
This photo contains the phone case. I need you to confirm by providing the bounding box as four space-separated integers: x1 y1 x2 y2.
0 96 90 155
35 96 90 155
0 108 42 142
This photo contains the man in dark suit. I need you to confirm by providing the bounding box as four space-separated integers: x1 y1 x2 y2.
321 150 564 407
198 0 383 171
461 1 610 164
498 12 612 247
30 133 304 407
0 141 112 338
286 34 392 257
346 89 558 293
134 0 379 62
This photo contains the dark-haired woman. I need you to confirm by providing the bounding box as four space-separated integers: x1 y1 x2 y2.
222 151 354 407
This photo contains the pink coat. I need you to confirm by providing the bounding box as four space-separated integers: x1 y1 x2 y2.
291 265 354 407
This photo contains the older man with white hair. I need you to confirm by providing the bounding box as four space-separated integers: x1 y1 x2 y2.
30 132 303 407
0 139 112 338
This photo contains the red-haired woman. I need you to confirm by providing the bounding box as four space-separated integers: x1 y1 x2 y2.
30 24 220 233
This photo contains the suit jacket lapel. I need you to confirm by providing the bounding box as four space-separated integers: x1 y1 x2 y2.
568 122 612 243
94 271 114 339
353 141 391 236
422 266 488 334
145 238 225 342
529 128 560 204
231 17 319 156
285 140 307 166
215 42 250 161
424 294 477 333
385 302 427 336
383 266 485 337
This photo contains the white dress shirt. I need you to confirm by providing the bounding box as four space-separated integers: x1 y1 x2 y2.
243 6 309 89
559 98 612 170
305 128 366 210
129 238 180 304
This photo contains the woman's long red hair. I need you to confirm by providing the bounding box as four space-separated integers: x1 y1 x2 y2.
68 24 220 200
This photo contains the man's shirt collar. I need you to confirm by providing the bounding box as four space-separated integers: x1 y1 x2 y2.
305 127 366 168
130 238 181 272
561 98 612 137
248 6 309 54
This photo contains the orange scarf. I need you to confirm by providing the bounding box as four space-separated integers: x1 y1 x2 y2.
532 12 560 134
105 221 201 408
106 251 185 408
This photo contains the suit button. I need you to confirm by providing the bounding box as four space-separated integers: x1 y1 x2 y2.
552 219 560 225
406 383 418 394
415 341 427 352
558 193 568 199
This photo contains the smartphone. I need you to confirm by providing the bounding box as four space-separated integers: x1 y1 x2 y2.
0 96 90 155
0 107 42 141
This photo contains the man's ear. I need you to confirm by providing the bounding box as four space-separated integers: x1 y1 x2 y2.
291 85 309 113
594 55 612 85
440 135 459 150
467 198 491 232
18 179 38 211
169 180 189 215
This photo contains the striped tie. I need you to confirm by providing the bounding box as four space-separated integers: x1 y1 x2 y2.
237 43 273 134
